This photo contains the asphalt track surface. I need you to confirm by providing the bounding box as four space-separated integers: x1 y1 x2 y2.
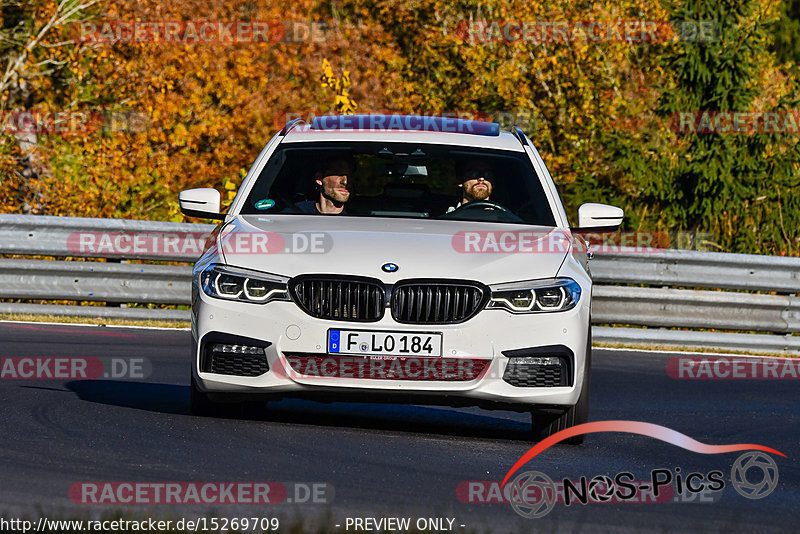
0 321 797 533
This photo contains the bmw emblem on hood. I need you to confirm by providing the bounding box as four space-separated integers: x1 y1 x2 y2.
381 263 399 273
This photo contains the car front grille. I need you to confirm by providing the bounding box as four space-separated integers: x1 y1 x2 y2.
289 275 386 322
390 280 489 324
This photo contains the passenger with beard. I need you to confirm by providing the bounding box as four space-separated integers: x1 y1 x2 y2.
293 157 353 215
447 159 494 213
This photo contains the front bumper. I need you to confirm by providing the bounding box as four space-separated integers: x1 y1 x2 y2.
191 291 590 411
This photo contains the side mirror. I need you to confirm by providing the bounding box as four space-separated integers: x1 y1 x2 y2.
575 203 623 231
179 188 225 220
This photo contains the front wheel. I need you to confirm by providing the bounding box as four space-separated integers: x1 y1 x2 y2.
530 329 591 444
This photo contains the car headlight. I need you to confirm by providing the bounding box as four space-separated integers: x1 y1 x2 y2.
200 264 290 304
488 278 581 313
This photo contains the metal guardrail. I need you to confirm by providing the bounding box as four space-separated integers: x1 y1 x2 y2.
0 213 214 261
0 259 191 304
0 214 204 321
593 286 800 333
590 249 800 293
593 327 800 354
0 214 798 353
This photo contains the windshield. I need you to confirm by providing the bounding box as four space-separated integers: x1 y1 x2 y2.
240 141 556 226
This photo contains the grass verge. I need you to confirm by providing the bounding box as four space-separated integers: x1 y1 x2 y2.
0 314 189 329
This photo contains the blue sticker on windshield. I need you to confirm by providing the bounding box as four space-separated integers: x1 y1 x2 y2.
254 199 275 210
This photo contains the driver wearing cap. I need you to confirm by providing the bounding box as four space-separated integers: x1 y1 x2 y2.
447 159 494 213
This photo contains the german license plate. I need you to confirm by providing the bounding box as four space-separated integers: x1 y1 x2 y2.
328 329 443 357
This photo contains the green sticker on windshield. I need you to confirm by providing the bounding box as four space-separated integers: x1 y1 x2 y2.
254 199 275 210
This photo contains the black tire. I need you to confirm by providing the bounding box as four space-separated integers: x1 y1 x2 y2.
531 328 591 444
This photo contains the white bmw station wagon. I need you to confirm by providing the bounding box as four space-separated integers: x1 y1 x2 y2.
179 114 622 442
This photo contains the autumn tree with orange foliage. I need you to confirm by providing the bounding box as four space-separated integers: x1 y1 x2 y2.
1 0 798 254
2 0 401 220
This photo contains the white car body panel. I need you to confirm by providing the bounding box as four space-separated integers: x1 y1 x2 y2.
218 215 570 283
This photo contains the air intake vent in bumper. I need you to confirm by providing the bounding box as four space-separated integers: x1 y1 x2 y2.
209 349 269 376
501 346 574 388
200 334 271 377
503 360 564 387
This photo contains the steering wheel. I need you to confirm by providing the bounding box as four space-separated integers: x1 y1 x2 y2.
452 200 513 214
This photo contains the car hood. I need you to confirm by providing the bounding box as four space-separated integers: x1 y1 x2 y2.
216 215 571 285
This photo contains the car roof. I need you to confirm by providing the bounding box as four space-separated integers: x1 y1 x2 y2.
280 114 527 152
